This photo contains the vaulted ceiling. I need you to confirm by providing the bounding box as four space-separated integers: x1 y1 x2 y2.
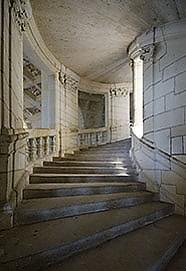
30 0 186 83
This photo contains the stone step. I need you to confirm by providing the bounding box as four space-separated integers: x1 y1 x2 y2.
165 241 186 271
45 215 186 271
30 173 137 184
14 191 155 225
53 156 133 162
23 182 146 199
33 166 135 175
1 202 174 271
47 160 131 168
75 149 130 155
64 153 131 159
88 139 131 149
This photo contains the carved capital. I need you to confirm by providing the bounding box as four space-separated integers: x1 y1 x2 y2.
129 58 134 69
140 44 156 63
110 87 129 97
59 71 67 86
66 75 79 93
11 0 32 32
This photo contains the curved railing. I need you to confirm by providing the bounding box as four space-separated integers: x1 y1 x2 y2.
131 129 186 170
78 127 109 148
130 129 186 215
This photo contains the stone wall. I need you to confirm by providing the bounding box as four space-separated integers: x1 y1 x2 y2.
129 19 186 215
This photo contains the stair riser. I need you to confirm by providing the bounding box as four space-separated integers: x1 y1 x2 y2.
88 145 131 151
15 194 155 225
30 175 137 184
33 167 135 174
46 161 132 168
53 157 133 163
7 206 174 271
65 154 131 159
23 184 146 199
75 151 130 155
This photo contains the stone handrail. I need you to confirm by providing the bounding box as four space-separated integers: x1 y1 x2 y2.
26 128 56 163
78 127 109 147
131 129 186 169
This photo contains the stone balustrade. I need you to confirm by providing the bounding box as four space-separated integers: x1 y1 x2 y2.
78 127 109 148
26 129 56 163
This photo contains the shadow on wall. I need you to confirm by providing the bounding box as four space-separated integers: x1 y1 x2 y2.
78 91 105 129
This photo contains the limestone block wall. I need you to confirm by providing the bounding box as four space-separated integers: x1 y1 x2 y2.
129 19 186 215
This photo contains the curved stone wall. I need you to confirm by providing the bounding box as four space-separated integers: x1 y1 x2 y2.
129 19 186 215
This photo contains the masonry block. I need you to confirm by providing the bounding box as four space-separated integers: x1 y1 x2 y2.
154 78 174 99
154 107 185 130
172 136 183 154
163 56 186 81
175 72 186 94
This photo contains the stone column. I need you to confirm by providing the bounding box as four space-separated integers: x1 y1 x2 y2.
0 0 31 229
109 86 130 142
63 69 80 153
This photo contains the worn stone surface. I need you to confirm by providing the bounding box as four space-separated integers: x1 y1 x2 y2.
45 215 186 271
0 202 174 270
165 241 186 271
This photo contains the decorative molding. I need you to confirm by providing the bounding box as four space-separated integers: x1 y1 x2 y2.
58 71 67 86
139 44 156 63
129 58 134 68
66 75 79 93
24 86 41 97
23 58 41 79
110 87 129 97
129 43 157 63
11 0 32 32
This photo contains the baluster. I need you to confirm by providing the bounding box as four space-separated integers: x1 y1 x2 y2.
86 134 88 146
26 138 32 162
35 137 41 159
53 136 56 154
28 138 37 162
88 133 91 146
90 133 92 146
43 136 49 156
96 132 99 145
49 136 56 155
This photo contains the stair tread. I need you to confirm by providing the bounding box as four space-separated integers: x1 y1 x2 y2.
45 215 186 271
24 182 144 190
1 202 173 264
40 166 129 169
51 161 124 164
31 173 133 177
17 191 152 210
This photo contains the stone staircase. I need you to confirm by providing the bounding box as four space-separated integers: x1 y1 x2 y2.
0 139 186 271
